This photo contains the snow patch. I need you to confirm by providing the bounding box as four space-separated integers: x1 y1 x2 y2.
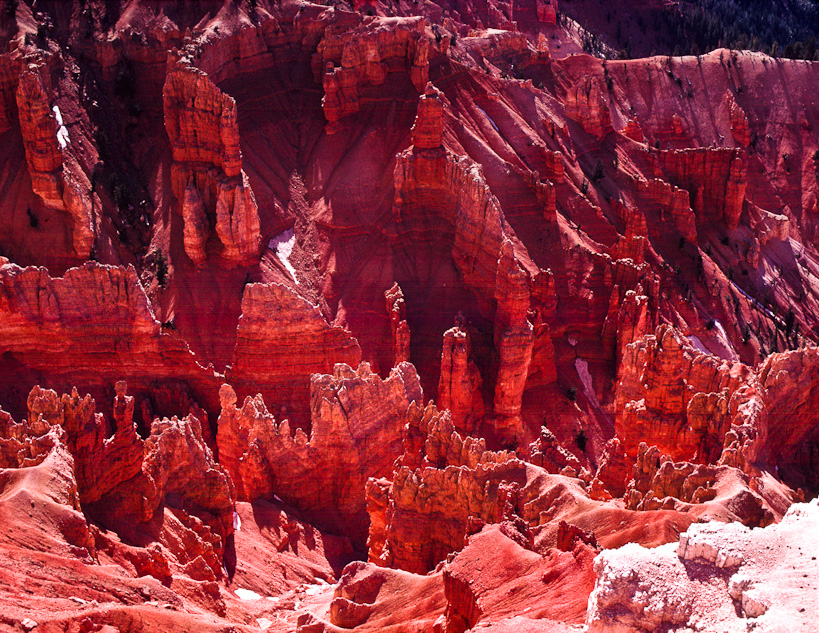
256 618 273 630
52 105 69 149
268 229 298 283
712 320 739 361
233 511 241 531
687 335 710 356
235 588 263 601
303 579 329 596
575 358 600 409
475 105 499 133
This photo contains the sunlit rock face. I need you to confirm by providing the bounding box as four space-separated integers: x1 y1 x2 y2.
0 1 817 631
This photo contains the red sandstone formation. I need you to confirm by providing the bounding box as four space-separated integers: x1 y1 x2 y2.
304 560 446 631
0 262 221 415
726 91 751 148
589 437 630 499
564 75 612 140
218 362 420 545
315 16 429 132
528 426 585 477
394 90 547 428
366 401 526 573
621 117 644 143
385 282 411 365
411 82 444 149
758 348 819 490
614 324 749 464
164 57 261 265
438 326 484 434
14 55 93 258
637 177 697 244
226 282 362 422
0 1 819 631
536 0 558 25
17 60 63 207
5 380 235 584
659 147 748 230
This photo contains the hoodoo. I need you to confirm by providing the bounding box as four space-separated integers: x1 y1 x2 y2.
0 1 817 631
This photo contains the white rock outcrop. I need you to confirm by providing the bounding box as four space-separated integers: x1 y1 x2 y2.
586 499 819 632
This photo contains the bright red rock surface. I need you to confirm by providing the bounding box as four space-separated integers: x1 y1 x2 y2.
0 1 817 631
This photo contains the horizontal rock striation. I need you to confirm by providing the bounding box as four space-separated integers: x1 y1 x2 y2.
0 262 220 410
218 362 420 546
164 57 261 264
659 147 747 230
226 282 362 423
314 16 429 131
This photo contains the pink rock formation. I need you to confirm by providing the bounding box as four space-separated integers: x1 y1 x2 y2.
637 177 697 244
586 501 819 631
385 282 411 365
438 326 484 434
4 381 235 582
218 362 421 544
622 441 780 527
564 76 612 140
621 117 644 143
0 262 220 408
758 348 819 490
315 16 429 131
227 282 362 422
748 202 790 245
540 146 565 182
394 121 542 422
367 401 555 573
0 53 21 134
16 62 62 206
2 6 819 632
659 147 748 230
614 325 748 463
589 437 630 499
726 91 751 147
27 382 146 510
412 83 444 149
316 560 445 631
15 57 93 257
601 288 651 367
528 426 585 477
536 0 558 25
164 57 261 264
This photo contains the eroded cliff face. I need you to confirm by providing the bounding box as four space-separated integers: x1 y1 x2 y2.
164 57 262 265
10 54 93 259
218 361 419 547
315 15 429 132
0 261 223 420
226 282 362 424
0 0 818 631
